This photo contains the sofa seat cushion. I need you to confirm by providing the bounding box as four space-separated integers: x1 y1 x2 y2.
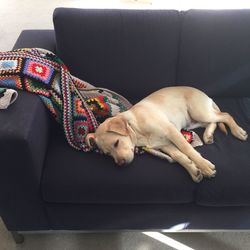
42 96 249 206
194 98 250 206
41 131 196 205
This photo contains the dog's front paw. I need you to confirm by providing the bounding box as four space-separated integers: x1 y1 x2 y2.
201 168 216 178
191 169 203 183
198 159 216 178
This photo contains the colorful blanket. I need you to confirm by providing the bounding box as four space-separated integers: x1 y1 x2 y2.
0 48 132 152
0 48 203 162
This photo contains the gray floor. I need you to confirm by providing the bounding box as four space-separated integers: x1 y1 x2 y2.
1 218 250 250
1 0 250 249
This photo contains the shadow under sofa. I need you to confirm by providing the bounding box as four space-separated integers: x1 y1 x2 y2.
0 8 250 242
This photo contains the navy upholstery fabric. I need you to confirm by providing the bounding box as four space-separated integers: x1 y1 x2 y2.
53 8 180 99
194 98 250 206
0 31 54 230
13 30 56 52
42 128 195 204
0 91 50 230
46 203 250 230
177 10 250 97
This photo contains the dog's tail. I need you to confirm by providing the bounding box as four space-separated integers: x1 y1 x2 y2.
218 122 228 135
212 101 228 135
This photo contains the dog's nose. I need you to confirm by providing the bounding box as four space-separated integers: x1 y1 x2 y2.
117 159 126 166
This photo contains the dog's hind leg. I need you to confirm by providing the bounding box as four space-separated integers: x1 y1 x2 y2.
188 98 248 141
193 104 247 141
160 143 203 183
203 122 217 144
213 112 248 141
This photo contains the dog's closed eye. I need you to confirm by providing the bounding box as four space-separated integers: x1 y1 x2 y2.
114 139 119 148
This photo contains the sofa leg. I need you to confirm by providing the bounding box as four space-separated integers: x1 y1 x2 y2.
11 231 24 244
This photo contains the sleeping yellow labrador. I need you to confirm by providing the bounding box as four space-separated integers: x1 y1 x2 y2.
86 86 248 182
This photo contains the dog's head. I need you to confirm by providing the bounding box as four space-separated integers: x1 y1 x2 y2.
86 116 135 166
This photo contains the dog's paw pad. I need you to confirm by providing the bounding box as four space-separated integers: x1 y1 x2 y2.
192 169 203 183
195 169 201 176
204 135 214 144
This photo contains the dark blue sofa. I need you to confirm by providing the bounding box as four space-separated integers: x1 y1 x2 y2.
0 8 250 241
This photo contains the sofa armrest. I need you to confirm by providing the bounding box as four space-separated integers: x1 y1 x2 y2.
13 30 56 52
0 91 50 230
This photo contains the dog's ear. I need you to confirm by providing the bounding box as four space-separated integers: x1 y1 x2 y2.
107 117 129 136
85 133 96 148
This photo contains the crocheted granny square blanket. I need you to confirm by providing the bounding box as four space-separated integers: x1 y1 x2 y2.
0 48 202 161
0 48 132 152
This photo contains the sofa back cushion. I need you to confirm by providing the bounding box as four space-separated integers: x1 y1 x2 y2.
53 8 180 99
177 9 250 97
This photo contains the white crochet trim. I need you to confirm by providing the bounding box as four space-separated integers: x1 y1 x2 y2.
0 89 18 109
